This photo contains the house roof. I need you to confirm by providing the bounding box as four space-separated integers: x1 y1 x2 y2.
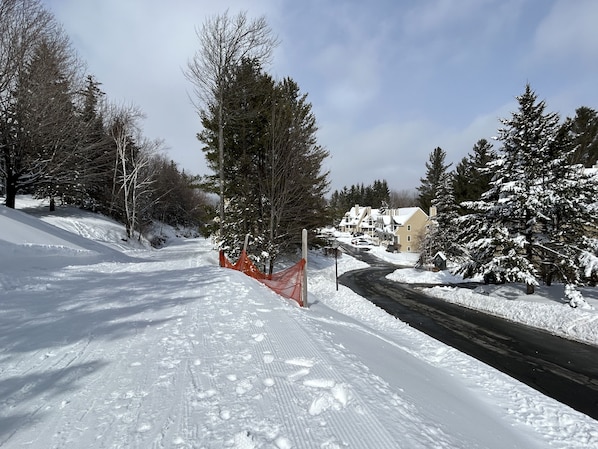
389 207 420 226
339 205 427 231
339 205 369 227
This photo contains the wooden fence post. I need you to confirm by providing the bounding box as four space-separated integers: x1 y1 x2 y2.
302 229 308 308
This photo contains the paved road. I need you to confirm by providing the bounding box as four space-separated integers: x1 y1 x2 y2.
338 246 598 421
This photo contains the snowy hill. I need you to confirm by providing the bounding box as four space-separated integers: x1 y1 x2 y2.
0 197 596 448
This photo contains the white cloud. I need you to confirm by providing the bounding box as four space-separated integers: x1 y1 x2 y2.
321 98 516 194
40 0 598 196
44 0 281 177
532 0 598 69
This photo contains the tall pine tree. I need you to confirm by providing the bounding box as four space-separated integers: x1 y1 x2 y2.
569 106 598 168
453 139 496 209
457 85 560 294
419 172 462 266
417 147 451 212
199 58 329 269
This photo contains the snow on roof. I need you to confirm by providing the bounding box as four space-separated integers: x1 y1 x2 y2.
390 207 421 226
340 206 425 230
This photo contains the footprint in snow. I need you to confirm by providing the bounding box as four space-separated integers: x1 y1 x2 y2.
307 383 351 416
235 378 253 395
136 423 152 433
303 378 335 389
287 368 310 382
285 357 315 368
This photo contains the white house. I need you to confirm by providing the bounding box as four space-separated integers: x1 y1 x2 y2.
339 204 431 252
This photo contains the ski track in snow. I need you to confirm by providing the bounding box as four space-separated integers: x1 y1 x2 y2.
0 242 404 448
1 235 597 448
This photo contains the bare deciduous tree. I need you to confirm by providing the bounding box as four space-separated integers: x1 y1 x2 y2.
389 189 419 208
106 103 159 239
185 10 278 236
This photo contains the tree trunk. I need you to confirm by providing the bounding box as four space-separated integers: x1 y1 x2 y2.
5 174 17 209
49 197 55 212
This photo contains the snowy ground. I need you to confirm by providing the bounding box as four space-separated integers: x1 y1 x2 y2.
1 197 597 448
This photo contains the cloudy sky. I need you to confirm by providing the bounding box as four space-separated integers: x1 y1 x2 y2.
42 0 598 193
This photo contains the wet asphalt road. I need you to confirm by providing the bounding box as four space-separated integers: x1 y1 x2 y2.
337 245 598 421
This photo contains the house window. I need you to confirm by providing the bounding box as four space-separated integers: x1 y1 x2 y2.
407 225 411 231
407 246 411 252
407 235 411 242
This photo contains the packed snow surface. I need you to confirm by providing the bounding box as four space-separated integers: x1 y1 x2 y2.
1 197 597 448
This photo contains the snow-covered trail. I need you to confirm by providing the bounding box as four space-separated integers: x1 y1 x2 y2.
0 237 594 448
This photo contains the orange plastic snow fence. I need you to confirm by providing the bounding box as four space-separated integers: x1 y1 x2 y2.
219 250 307 307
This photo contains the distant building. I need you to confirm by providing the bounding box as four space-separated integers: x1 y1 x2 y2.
338 204 431 252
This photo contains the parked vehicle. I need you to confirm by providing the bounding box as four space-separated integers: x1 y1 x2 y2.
385 244 399 253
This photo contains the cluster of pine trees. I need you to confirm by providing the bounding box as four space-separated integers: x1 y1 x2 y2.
328 180 391 219
419 85 598 305
186 12 330 272
1 0 209 241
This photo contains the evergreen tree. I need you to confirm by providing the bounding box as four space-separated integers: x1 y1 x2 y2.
419 172 462 266
12 36 81 210
417 147 451 212
457 84 572 295
76 75 114 211
0 0 55 207
199 58 329 269
259 76 329 271
453 139 496 208
328 179 390 222
537 119 598 298
569 106 598 168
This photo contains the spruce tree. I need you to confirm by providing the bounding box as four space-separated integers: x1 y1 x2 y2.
419 172 462 266
418 147 451 212
14 37 81 210
199 58 329 269
77 75 114 211
457 85 560 294
453 139 495 208
569 106 598 168
538 119 598 304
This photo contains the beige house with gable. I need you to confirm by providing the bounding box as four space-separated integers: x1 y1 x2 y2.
339 204 431 252
378 207 430 252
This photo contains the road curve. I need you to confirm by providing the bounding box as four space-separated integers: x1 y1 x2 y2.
337 248 598 421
